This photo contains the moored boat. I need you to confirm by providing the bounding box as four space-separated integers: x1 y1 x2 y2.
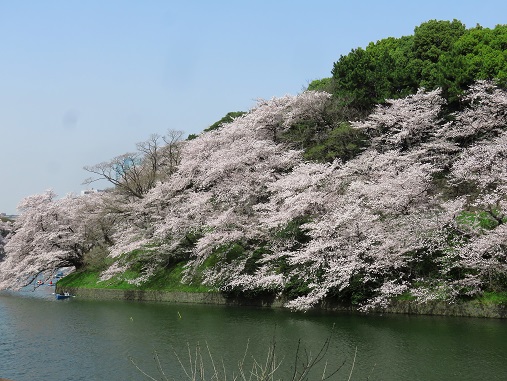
55 292 72 300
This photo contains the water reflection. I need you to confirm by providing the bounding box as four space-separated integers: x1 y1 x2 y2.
1 289 506 380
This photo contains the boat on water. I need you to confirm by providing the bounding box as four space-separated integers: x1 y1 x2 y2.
55 292 72 300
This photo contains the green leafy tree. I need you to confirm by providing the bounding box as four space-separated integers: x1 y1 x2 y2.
303 122 366 163
412 19 466 62
204 111 246 132
329 19 507 112
307 78 332 92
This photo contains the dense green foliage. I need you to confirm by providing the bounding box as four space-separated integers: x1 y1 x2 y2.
192 20 507 166
313 20 507 113
298 20 507 164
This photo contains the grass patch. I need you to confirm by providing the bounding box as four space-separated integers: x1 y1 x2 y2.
395 292 417 301
57 270 103 288
57 261 213 293
477 291 507 304
139 262 212 292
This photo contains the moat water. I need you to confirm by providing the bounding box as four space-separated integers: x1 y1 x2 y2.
1 286 507 380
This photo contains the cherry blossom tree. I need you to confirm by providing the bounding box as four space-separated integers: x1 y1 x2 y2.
257 150 463 310
99 91 331 286
0 190 111 290
438 80 507 145
98 83 507 310
352 88 446 151
252 82 506 310
250 89 437 308
447 134 507 293
0 218 12 260
2 82 505 311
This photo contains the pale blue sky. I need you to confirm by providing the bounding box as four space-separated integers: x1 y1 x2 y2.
1 0 506 214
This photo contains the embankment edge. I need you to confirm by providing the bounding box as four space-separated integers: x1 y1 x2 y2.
56 286 507 318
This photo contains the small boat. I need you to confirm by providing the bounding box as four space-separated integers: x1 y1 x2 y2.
55 292 72 300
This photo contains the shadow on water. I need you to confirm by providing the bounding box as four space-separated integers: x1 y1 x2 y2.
1 288 507 380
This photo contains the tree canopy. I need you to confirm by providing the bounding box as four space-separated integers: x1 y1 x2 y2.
2 82 506 311
324 20 507 112
1 20 506 312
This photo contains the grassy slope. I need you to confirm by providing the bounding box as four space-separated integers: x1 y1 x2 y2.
58 261 213 293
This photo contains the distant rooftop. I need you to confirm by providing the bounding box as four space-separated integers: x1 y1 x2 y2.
80 188 104 196
0 212 18 220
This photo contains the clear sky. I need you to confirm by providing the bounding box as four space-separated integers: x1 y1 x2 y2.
1 0 506 214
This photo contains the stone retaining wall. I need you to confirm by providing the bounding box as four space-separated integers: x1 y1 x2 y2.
57 287 286 308
57 286 507 318
377 299 507 318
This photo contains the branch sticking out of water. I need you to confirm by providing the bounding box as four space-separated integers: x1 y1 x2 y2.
130 329 356 381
